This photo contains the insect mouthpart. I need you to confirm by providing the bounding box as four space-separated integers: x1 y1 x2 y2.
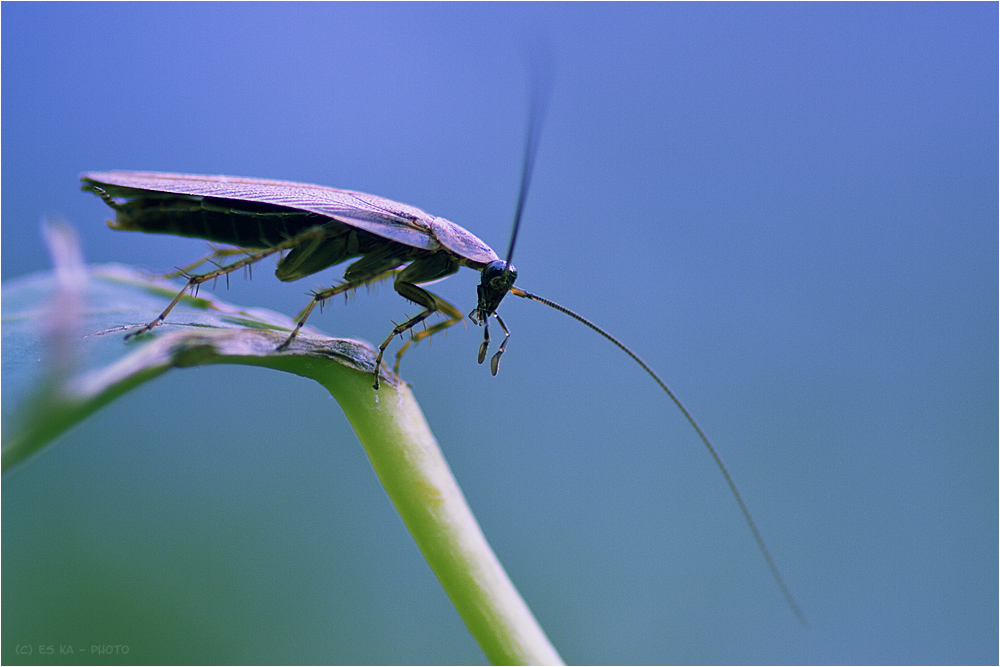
470 260 517 375
475 260 517 322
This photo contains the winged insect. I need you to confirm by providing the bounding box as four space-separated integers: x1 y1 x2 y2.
81 95 804 625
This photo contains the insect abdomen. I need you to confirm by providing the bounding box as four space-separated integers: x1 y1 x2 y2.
108 195 328 249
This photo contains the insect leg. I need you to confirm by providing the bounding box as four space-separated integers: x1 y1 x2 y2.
368 251 462 386
275 268 400 352
372 282 444 390
392 292 464 374
126 226 327 340
124 280 197 340
164 246 251 279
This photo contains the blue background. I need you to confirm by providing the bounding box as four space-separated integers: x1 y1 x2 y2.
3 3 996 664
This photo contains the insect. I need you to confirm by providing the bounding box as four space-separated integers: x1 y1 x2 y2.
80 102 805 626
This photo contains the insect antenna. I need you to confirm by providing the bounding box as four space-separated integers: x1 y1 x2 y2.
503 59 553 272
508 285 807 627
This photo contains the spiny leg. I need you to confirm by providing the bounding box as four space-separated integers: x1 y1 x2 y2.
125 279 197 340
126 226 328 340
127 250 274 340
373 282 459 390
276 268 400 352
164 246 252 279
391 291 464 374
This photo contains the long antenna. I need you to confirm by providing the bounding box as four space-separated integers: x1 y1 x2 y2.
509 285 808 626
504 55 553 270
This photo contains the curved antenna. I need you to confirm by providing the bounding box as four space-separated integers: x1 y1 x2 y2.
509 285 808 626
504 56 553 271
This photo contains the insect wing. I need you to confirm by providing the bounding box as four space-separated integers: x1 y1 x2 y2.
429 216 500 266
82 171 440 252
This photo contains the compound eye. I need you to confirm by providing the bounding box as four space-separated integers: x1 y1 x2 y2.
484 261 516 289
483 261 504 279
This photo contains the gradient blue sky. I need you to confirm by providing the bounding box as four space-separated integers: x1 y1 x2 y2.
3 3 996 664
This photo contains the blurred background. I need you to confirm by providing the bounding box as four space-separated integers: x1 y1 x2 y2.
2 3 996 664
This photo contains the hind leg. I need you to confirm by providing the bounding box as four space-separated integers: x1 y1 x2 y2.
126 226 327 340
163 246 252 280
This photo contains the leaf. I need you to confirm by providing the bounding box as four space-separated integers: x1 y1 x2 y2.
1 263 382 468
1 256 562 665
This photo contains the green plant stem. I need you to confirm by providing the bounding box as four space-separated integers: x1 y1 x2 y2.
6 327 562 664
274 349 563 665
3 260 563 663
